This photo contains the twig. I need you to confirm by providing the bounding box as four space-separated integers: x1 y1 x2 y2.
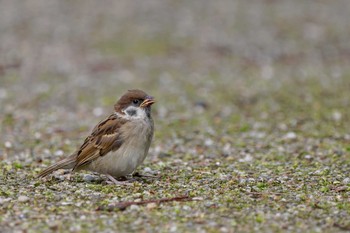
97 195 195 211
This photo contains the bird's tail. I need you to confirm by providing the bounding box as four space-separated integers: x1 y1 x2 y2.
37 154 76 178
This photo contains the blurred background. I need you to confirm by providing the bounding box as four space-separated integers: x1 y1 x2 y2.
0 0 349 161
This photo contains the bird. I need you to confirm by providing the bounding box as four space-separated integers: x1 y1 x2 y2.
37 89 155 184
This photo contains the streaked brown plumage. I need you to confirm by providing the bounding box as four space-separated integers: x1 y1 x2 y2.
38 89 155 182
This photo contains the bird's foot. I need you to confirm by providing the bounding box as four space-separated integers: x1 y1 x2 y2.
105 174 134 186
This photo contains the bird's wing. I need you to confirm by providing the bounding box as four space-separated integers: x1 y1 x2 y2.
73 114 128 170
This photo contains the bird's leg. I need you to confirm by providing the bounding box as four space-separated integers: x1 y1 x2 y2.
105 174 133 186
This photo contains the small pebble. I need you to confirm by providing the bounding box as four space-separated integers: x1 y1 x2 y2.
69 225 81 232
247 178 256 183
332 111 342 121
0 197 11 204
143 167 153 173
239 154 253 162
342 178 350 185
34 132 42 140
278 123 288 131
54 150 64 156
18 195 29 203
284 132 297 140
344 134 350 140
146 203 157 209
204 139 214 147
239 179 247 184
249 131 266 139
53 174 65 181
61 202 72 206
4 141 12 149
83 174 99 182
169 225 177 233
204 201 215 207
129 204 139 210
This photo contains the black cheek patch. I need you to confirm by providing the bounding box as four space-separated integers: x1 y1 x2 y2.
126 109 137 116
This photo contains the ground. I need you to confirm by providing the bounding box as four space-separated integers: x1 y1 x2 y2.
1 1 350 232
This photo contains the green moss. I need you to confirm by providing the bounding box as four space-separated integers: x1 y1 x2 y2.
12 161 23 169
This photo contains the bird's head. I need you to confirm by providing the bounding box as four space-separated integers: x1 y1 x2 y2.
114 89 155 118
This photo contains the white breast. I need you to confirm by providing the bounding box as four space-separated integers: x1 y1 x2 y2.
88 111 153 177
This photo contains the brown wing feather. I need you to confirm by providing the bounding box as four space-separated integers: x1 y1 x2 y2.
73 114 127 170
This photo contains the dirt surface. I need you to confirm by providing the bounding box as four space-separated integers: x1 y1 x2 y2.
1 1 350 232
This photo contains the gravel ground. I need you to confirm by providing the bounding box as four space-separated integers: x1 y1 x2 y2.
1 1 350 232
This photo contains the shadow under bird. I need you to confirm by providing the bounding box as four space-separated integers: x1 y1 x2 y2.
38 89 155 184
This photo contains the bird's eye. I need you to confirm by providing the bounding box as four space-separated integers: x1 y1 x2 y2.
133 99 140 105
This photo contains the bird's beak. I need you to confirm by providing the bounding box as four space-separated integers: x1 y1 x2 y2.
140 96 155 108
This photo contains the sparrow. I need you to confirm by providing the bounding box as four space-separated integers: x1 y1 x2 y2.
38 89 155 184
